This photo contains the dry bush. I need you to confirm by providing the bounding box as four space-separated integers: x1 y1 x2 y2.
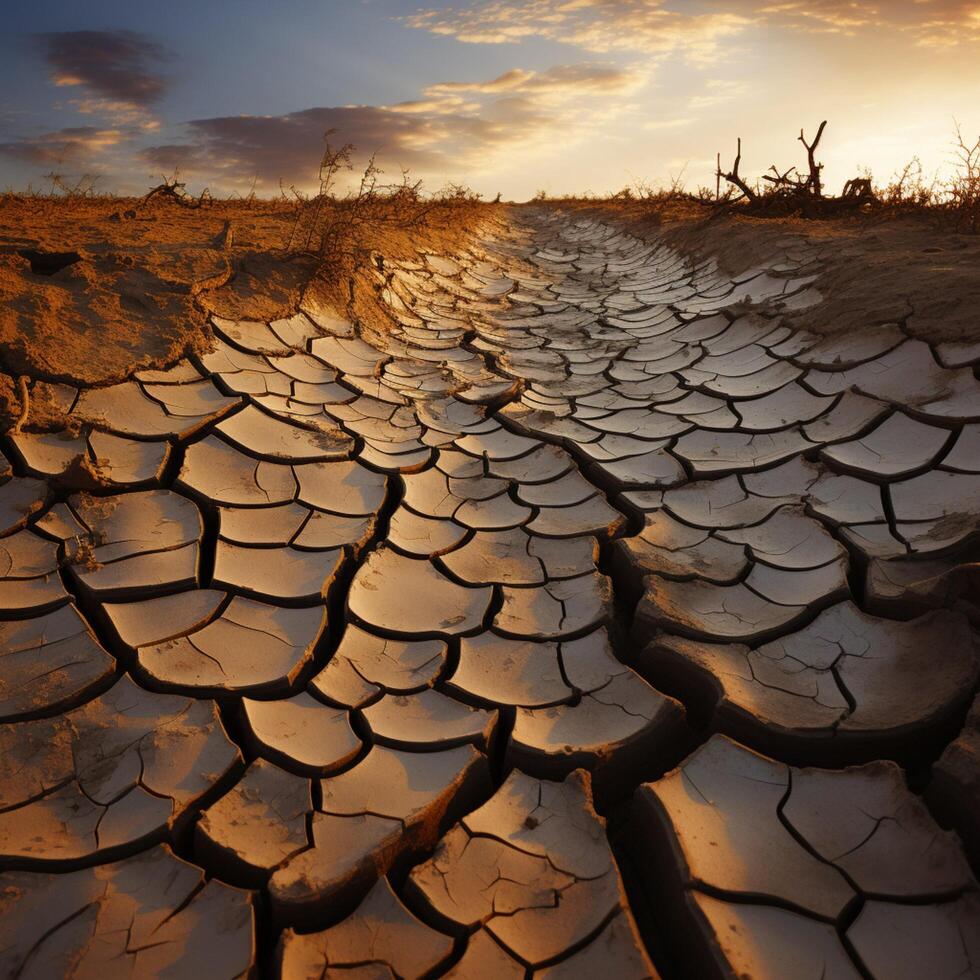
945 122 980 232
712 121 861 218
142 171 212 209
44 172 107 199
278 179 309 204
523 164 707 219
878 158 932 207
627 170 705 213
709 120 980 230
0 172 108 204
863 125 979 230
285 132 487 279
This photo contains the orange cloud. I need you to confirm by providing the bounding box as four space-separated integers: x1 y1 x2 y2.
406 1 751 57
140 62 647 192
0 127 126 165
406 0 980 53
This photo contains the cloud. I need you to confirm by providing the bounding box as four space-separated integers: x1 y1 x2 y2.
143 106 456 182
406 0 980 54
0 31 170 174
754 2 875 34
405 1 752 58
904 0 980 46
758 1 980 41
36 30 170 105
426 63 637 94
686 79 750 111
642 116 694 130
0 126 126 165
0 61 643 191
141 63 646 190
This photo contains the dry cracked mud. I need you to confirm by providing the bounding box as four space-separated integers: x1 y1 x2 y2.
1 206 978 979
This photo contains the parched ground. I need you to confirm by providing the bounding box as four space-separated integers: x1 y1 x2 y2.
0 196 486 422
0 198 978 979
584 198 980 344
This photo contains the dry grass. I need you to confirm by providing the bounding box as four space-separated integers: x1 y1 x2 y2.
285 133 489 280
1 171 109 201
263 133 500 343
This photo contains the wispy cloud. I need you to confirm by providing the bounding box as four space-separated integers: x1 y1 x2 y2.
141 62 647 190
406 0 980 54
755 2 875 34
642 116 694 130
405 1 751 58
0 126 126 165
759 1 980 41
686 79 750 112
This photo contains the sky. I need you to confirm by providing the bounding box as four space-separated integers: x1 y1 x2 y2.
1 0 979 200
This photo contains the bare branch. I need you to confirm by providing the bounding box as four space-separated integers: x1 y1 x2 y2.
141 171 211 209
798 120 827 197
717 137 757 202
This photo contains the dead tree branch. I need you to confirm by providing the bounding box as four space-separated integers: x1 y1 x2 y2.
142 173 212 209
842 177 875 202
762 165 802 190
798 120 827 197
717 138 757 202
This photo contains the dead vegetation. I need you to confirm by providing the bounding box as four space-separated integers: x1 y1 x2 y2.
0 130 502 422
711 120 980 231
141 172 213 210
712 121 861 216
529 121 980 233
712 120 979 230
285 132 488 280
275 132 500 351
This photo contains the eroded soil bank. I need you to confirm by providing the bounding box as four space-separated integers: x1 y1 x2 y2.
0 196 500 425
3 198 977 428
579 199 980 346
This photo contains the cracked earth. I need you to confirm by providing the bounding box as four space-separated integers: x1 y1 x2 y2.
1 207 978 978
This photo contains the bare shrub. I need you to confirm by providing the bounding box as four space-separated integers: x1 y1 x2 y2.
947 121 980 232
708 119 980 230
717 137 758 203
713 120 863 218
0 171 109 207
278 178 309 204
142 171 212 209
286 131 485 274
227 175 259 207
43 172 105 199
877 157 937 210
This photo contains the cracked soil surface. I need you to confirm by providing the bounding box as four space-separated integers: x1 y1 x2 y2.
0 205 978 979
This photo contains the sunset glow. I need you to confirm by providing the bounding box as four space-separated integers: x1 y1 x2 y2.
2 0 978 199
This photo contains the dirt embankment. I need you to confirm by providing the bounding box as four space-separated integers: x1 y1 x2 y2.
577 200 980 346
2 195 975 428
0 196 499 427
0 199 310 403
